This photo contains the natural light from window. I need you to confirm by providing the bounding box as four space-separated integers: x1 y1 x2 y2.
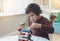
0 0 33 16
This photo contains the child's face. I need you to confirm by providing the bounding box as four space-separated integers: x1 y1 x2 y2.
28 12 39 22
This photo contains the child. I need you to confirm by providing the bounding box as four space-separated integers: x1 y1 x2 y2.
25 3 54 41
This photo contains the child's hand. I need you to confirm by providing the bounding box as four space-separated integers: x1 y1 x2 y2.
30 23 41 29
17 27 22 31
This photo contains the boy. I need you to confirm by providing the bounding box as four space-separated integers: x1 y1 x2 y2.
25 3 54 41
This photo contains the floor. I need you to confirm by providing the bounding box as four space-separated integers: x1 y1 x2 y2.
51 33 60 41
0 33 60 41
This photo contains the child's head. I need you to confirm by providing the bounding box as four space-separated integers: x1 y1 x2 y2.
26 3 42 16
25 3 42 21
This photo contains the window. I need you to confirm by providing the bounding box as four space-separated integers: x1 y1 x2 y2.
3 0 33 15
16 0 33 14
0 0 3 12
0 0 33 16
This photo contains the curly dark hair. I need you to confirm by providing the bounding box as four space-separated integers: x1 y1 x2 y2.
25 3 42 16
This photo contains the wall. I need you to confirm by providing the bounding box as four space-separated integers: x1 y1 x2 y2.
0 14 29 37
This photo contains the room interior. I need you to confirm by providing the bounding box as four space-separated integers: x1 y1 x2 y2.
0 0 60 41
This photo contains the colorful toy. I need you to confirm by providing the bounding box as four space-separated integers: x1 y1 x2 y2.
17 21 32 41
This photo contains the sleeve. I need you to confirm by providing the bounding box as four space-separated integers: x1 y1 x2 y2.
41 18 54 34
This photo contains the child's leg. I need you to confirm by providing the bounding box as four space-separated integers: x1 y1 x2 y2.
31 35 49 41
